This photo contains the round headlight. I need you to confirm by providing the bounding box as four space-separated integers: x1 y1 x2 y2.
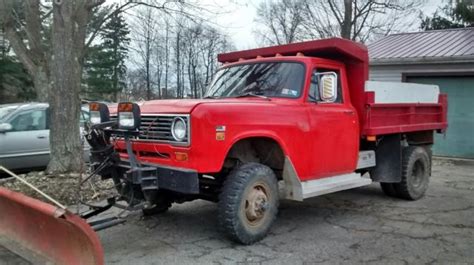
171 117 187 141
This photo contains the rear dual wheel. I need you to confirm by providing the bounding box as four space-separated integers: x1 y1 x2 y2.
381 146 431 200
218 163 279 245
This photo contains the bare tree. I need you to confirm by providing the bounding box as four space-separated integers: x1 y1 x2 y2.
301 0 423 43
201 28 228 95
182 25 202 98
169 20 233 99
174 23 183 98
255 0 306 45
130 5 159 100
154 40 164 99
163 18 171 98
255 0 423 44
125 69 148 100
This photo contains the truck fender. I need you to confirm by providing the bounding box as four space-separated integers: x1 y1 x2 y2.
223 131 290 162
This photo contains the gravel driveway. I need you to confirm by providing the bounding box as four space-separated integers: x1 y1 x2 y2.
1 158 473 264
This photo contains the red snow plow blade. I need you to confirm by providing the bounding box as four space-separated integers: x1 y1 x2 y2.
0 187 104 265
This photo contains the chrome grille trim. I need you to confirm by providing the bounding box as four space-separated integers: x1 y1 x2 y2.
111 114 190 146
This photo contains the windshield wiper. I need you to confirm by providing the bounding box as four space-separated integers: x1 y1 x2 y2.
202 95 218 99
235 92 271 100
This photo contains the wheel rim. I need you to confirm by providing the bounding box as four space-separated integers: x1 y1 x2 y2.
411 160 425 189
243 181 270 226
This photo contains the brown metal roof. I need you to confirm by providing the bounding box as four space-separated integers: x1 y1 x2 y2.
368 28 474 64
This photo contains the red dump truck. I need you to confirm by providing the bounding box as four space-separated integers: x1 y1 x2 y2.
0 38 447 263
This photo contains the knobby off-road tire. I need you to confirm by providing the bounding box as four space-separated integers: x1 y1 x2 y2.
393 146 431 200
218 163 279 245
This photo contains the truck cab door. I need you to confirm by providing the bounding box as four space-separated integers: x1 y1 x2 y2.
306 66 359 179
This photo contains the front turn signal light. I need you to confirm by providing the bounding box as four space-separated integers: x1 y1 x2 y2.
175 152 189 161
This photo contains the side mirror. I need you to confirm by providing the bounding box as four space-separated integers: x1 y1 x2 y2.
315 72 338 103
0 123 12 133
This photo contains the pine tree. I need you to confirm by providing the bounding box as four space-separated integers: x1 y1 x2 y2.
421 1 474 30
84 11 130 101
0 28 34 103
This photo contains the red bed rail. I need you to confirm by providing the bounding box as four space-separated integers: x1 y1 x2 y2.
362 92 448 136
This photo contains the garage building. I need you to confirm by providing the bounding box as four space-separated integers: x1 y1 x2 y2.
368 28 474 159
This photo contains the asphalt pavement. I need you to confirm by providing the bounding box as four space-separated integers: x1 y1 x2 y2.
99 159 474 264
1 158 473 264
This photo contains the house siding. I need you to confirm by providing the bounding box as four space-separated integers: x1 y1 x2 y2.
369 62 474 82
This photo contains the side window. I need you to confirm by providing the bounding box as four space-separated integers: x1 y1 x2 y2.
308 68 342 103
10 109 47 132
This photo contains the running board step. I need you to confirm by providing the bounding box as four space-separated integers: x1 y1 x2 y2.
282 157 373 201
301 173 372 199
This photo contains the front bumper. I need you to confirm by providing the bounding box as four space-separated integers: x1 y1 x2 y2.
118 160 200 195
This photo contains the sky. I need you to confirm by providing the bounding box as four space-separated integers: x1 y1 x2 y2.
207 0 264 49
114 0 446 50
204 0 445 50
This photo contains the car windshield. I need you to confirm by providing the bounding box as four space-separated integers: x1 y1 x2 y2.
205 62 305 99
0 105 19 121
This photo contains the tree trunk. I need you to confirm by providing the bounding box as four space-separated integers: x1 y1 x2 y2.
32 66 50 102
146 42 151 100
46 1 86 173
164 20 169 99
176 31 181 98
341 0 353 39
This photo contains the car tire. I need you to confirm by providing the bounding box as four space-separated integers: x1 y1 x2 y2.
393 146 431 200
218 162 279 245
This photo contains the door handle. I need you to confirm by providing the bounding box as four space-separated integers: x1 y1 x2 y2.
343 110 355 115
37 135 47 139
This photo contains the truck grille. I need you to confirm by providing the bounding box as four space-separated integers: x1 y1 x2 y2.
111 114 190 145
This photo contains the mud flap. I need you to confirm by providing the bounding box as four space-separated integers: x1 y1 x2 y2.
0 187 104 265
370 134 402 183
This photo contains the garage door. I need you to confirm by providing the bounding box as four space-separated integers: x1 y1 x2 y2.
407 76 474 159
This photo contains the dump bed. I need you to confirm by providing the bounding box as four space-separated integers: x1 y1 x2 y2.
363 82 448 136
218 38 448 136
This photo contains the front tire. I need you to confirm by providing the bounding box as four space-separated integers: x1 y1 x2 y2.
393 146 431 200
218 163 279 245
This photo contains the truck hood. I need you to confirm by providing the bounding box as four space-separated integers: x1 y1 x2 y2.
138 98 285 114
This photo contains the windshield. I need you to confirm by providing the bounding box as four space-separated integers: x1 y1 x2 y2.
205 62 305 99
0 105 19 121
